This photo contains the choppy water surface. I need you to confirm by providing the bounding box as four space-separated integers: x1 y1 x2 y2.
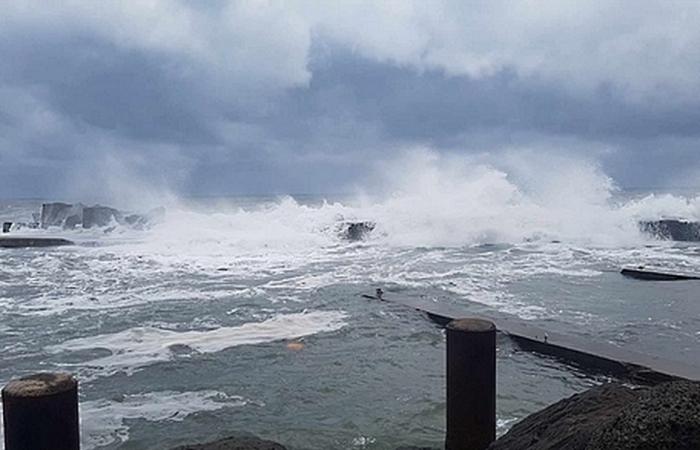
2 181 700 449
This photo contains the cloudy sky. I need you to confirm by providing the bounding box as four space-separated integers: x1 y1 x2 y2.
2 1 700 199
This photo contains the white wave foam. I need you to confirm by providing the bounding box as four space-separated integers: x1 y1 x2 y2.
93 150 700 254
49 310 347 376
13 287 237 316
6 150 700 328
81 390 247 449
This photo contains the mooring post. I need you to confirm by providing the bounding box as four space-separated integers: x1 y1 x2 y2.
2 372 80 450
445 318 496 450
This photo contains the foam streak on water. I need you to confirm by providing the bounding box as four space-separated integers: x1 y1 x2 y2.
81 390 248 448
49 311 348 377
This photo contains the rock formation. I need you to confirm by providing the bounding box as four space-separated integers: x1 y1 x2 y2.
41 202 84 229
639 219 700 241
38 202 163 230
340 221 375 241
489 380 700 450
82 205 122 228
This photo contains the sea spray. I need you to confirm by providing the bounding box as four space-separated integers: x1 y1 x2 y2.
131 151 700 250
15 151 700 253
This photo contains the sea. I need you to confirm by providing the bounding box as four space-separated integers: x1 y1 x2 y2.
1 164 700 449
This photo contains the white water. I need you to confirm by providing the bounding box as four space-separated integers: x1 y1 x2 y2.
126 151 700 251
81 390 249 448
8 150 700 254
49 311 348 378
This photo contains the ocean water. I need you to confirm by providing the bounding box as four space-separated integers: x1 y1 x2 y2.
2 161 700 449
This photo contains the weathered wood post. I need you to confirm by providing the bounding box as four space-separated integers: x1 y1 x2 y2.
446 318 496 450
2 372 80 450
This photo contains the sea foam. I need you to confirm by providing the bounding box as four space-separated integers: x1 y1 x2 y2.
81 389 248 448
48 310 348 376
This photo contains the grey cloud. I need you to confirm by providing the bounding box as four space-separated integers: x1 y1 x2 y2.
0 33 218 146
2 2 700 199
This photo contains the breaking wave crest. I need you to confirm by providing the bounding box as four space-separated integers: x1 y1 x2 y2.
121 151 700 251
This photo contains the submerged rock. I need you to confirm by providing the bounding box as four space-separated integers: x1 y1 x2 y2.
489 380 700 450
170 436 286 450
639 219 700 241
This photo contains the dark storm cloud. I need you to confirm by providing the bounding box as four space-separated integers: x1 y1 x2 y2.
0 33 217 145
272 47 700 146
2 1 700 199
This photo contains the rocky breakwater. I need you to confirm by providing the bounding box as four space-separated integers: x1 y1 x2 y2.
489 380 700 450
39 202 164 230
639 219 700 241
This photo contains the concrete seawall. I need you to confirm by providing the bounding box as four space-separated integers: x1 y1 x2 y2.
365 292 700 384
0 237 74 248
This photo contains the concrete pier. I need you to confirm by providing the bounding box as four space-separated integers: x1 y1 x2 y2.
365 291 700 384
0 237 74 248
621 266 700 281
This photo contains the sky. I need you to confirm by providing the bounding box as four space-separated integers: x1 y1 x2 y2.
2 0 700 200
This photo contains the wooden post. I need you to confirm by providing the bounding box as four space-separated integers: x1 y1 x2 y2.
445 318 496 450
2 372 80 450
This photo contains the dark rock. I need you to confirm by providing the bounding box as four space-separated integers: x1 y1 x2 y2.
0 237 74 248
41 202 84 229
489 383 640 450
170 436 286 450
341 221 375 241
489 381 700 450
82 205 122 228
587 380 700 450
639 219 700 241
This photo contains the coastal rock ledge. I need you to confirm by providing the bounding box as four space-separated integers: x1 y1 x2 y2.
489 380 700 450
